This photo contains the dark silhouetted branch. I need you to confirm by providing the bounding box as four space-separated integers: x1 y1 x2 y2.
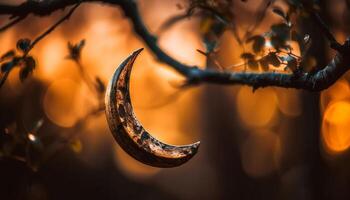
187 48 350 91
0 16 25 32
309 11 342 51
0 2 80 89
0 0 349 91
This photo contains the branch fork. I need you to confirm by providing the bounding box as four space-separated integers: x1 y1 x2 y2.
0 0 349 91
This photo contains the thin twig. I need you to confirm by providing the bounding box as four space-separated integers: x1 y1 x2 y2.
24 2 81 56
0 16 25 32
309 10 342 51
0 3 80 89
243 0 274 40
74 60 99 95
0 0 349 91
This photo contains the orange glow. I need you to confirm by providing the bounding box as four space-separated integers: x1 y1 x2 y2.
0 1 303 180
241 130 281 177
159 24 206 68
320 79 350 112
43 78 90 127
16 2 205 171
236 87 278 127
276 88 302 117
36 36 68 81
83 18 132 80
321 78 350 155
0 29 15 53
7 67 22 93
114 145 160 180
322 101 350 153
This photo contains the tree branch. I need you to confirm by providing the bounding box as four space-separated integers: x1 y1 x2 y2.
0 16 25 32
25 2 81 55
0 2 81 89
0 0 349 91
309 10 342 51
189 49 350 91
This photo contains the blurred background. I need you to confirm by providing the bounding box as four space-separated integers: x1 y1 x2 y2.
1 0 350 199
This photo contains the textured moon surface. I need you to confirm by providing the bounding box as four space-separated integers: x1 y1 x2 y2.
105 48 200 168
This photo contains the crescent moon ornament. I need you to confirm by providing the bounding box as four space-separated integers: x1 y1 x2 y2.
105 48 200 168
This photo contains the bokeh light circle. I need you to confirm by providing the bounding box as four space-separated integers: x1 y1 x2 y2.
322 101 350 153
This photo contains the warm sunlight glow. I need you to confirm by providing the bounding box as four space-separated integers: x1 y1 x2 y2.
241 130 281 177
322 101 350 153
276 88 302 117
114 145 160 180
36 36 67 81
43 78 89 127
320 79 350 112
236 87 278 127
321 78 350 154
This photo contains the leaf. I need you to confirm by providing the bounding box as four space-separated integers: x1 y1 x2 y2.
271 23 290 41
19 56 36 82
1 50 15 61
272 7 287 20
271 23 290 34
1 56 21 72
1 61 15 72
265 52 281 67
240 52 259 70
19 67 32 82
271 35 288 50
16 38 31 53
246 35 266 53
282 55 298 71
240 52 255 60
270 23 292 50
24 56 36 70
203 38 218 53
211 20 226 35
67 39 85 61
248 60 259 70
